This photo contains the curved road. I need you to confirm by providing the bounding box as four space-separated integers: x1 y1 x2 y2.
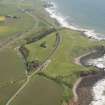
5 32 62 105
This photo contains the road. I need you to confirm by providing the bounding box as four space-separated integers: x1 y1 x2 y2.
5 59 50 105
5 31 62 105
5 3 62 104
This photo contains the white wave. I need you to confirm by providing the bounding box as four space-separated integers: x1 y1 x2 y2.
88 54 105 69
45 1 105 41
89 79 105 105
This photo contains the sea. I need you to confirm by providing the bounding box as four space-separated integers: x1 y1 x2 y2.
44 0 105 105
45 0 105 40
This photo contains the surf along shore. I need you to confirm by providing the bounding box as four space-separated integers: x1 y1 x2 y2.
43 1 105 105
72 47 105 105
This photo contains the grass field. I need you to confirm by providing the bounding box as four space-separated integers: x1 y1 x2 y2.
10 76 63 105
26 32 57 62
0 48 26 104
0 48 26 83
0 79 25 105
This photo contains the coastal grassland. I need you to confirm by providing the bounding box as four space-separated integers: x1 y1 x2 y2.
0 48 26 105
25 32 56 62
41 29 105 102
10 75 63 105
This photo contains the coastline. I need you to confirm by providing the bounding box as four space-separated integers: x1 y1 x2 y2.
72 47 105 105
42 1 105 105
77 71 105 105
43 1 105 41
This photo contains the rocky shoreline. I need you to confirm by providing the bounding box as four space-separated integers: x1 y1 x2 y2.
77 71 105 105
80 46 105 67
70 46 105 105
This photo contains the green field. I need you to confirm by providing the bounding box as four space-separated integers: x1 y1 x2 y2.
10 76 63 105
0 79 25 105
0 48 26 104
0 48 26 83
26 32 57 62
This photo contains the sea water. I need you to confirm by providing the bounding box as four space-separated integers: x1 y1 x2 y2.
45 0 105 40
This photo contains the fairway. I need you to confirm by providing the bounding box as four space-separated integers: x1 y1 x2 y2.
10 76 63 105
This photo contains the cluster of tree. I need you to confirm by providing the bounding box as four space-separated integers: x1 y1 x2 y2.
26 28 56 44
6 15 18 19
19 46 29 61
40 41 47 48
26 60 41 72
